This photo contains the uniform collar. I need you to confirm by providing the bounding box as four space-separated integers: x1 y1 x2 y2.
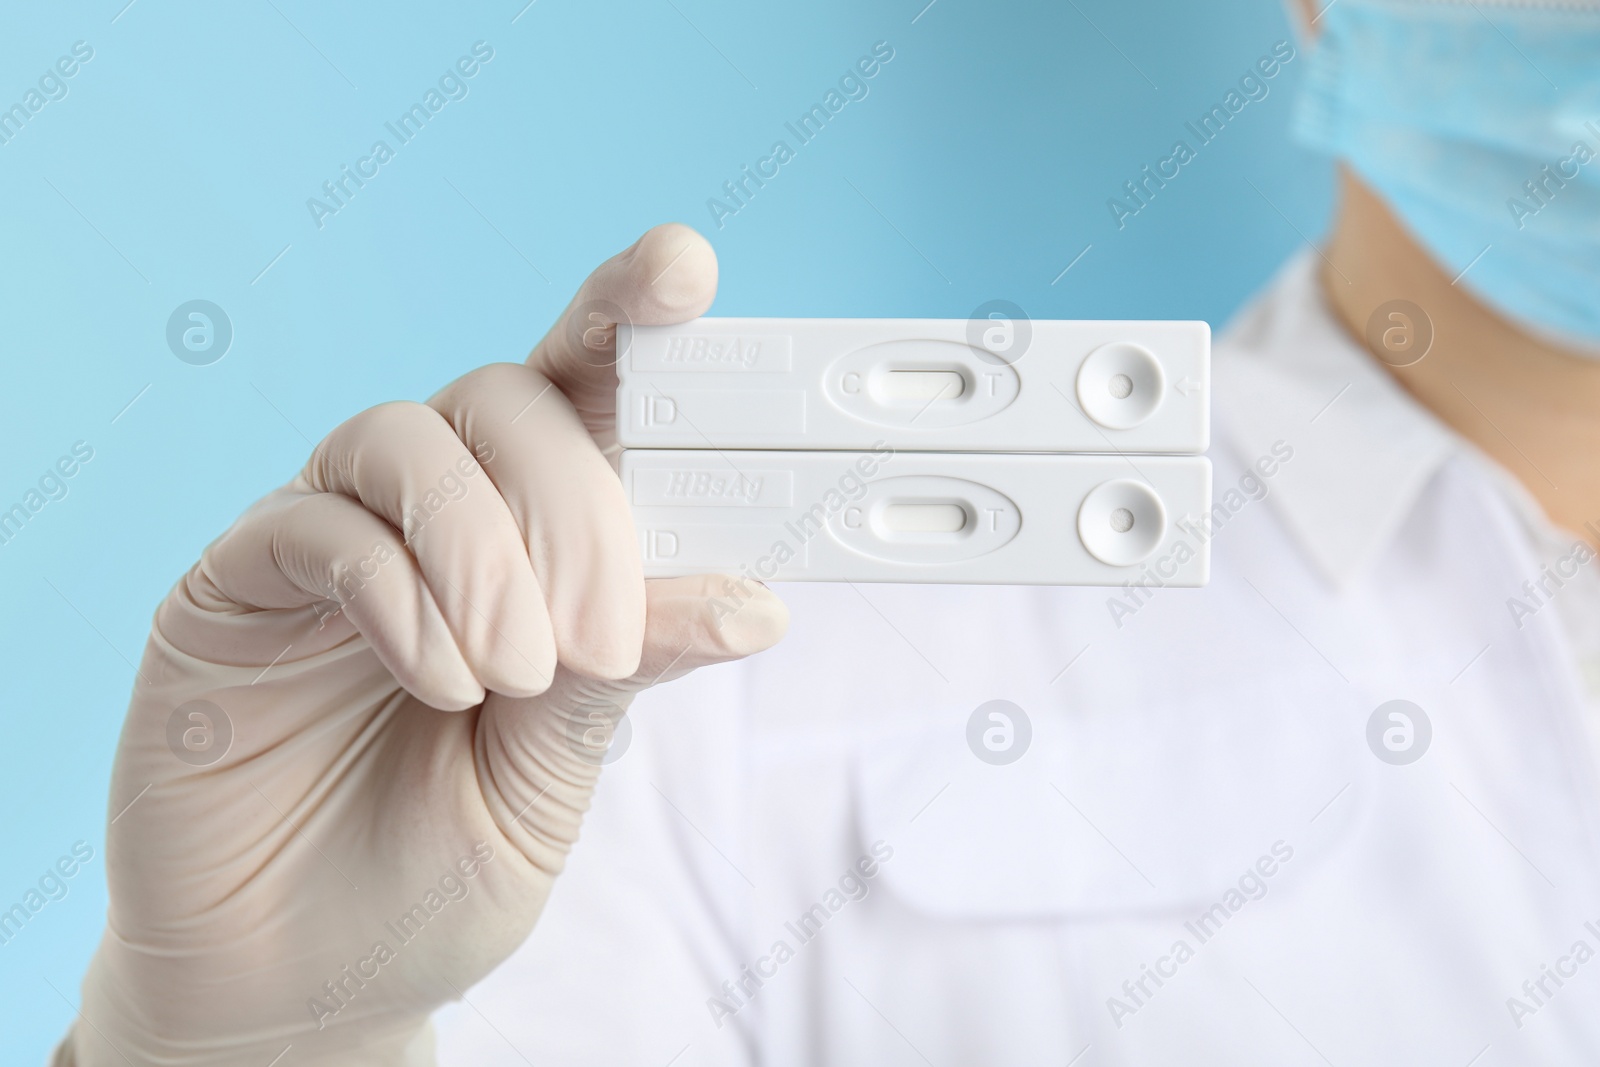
1213 253 1459 589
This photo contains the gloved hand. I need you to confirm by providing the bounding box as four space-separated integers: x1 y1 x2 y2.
57 224 787 1067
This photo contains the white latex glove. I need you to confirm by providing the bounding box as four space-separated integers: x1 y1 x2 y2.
57 224 787 1067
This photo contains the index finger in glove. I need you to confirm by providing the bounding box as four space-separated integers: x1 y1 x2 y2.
527 222 717 436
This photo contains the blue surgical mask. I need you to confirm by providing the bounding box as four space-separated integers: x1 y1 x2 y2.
1295 0 1600 352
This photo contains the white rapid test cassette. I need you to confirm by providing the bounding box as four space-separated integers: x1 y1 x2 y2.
617 317 1208 452
615 317 1211 585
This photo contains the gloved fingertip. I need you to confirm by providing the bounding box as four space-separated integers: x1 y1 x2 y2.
404 664 485 711
424 685 487 713
641 574 789 671
710 583 789 658
554 637 644 683
628 223 717 320
486 676 553 701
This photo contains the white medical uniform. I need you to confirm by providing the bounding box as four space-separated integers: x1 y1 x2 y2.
435 254 1600 1065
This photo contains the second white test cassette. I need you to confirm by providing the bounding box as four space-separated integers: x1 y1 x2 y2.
621 448 1212 586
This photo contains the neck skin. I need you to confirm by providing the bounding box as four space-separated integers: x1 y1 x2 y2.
1320 166 1600 537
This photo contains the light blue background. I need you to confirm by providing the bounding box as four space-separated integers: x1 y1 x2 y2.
0 0 1330 1056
